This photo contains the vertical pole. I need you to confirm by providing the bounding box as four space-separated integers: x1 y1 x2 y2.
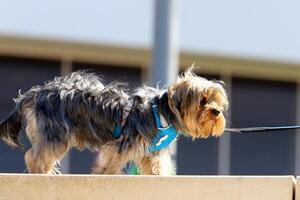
151 0 179 172
151 0 179 86
218 72 232 175
60 55 73 174
295 80 300 175
60 55 73 76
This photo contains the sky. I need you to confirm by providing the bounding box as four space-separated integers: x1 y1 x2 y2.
0 0 299 62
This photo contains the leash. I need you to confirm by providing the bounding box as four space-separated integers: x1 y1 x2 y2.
225 125 300 133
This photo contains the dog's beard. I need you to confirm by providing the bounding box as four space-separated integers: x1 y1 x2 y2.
183 107 226 139
199 109 226 138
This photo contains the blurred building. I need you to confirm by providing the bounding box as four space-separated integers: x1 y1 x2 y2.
0 0 300 175
0 35 299 175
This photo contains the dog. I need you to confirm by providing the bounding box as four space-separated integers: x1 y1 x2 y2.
0 68 228 175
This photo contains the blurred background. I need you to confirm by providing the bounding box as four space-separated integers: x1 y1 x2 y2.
0 0 300 175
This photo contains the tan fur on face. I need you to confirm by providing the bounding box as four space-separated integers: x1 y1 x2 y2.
168 68 228 139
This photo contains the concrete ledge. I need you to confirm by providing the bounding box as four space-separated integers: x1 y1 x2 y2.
0 174 295 200
295 177 300 200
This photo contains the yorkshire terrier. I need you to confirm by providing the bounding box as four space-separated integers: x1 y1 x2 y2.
0 68 228 175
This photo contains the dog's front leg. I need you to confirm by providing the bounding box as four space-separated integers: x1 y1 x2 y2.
91 146 127 175
138 149 175 175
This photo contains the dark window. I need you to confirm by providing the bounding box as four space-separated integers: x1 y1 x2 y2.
0 56 60 173
231 78 296 175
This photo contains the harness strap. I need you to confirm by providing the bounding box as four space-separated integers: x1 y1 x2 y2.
152 105 162 128
148 105 178 152
113 125 122 138
113 100 133 138
112 99 178 152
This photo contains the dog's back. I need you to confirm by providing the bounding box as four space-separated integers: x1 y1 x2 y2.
0 71 107 147
0 71 130 149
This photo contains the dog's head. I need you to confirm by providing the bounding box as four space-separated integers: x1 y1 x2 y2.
168 68 228 139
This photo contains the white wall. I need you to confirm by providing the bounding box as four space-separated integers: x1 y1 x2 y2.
0 0 299 62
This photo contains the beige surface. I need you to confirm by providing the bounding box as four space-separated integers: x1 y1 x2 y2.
0 174 295 200
295 177 300 200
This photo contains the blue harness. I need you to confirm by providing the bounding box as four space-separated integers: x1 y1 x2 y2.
112 104 178 152
113 124 122 138
147 105 178 152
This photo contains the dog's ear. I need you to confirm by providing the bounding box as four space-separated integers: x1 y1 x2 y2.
168 84 183 121
167 80 194 120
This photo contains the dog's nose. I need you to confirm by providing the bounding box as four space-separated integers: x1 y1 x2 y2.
211 109 220 116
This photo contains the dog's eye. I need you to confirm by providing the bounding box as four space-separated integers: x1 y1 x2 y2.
200 97 207 106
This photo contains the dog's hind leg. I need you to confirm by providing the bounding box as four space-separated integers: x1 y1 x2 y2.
24 107 70 174
25 142 69 174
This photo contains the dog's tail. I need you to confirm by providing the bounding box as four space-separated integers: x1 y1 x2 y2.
0 104 23 148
